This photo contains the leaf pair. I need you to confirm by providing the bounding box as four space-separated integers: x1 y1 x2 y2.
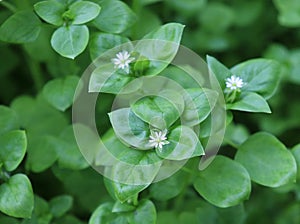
193 132 297 208
34 0 101 59
0 107 33 218
89 23 185 94
207 55 281 113
89 200 156 224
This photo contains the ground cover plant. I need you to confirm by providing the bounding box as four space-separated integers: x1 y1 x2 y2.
0 0 300 223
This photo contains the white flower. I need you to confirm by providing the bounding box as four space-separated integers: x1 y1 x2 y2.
149 129 170 151
111 51 135 74
225 75 244 90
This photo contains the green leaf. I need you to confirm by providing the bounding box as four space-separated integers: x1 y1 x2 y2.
89 201 132 223
135 23 185 76
56 125 89 170
51 25 89 59
108 108 151 150
54 215 84 224
104 178 148 203
42 76 80 111
207 55 232 90
127 200 156 224
0 174 34 218
131 94 184 129
0 130 27 172
130 8 161 39
56 0 78 6
292 144 300 179
25 195 52 224
0 215 20 224
112 201 136 213
224 123 249 148
198 3 234 33
26 135 58 173
10 95 68 138
159 66 201 89
157 126 204 160
274 0 300 27
52 168 105 213
194 155 251 208
89 65 140 94
231 59 281 99
49 195 73 218
89 32 130 60
165 0 205 15
149 170 187 201
93 0 136 33
34 0 65 26
68 1 101 25
98 130 162 185
89 202 114 224
227 92 271 113
89 204 112 223
182 88 218 126
0 105 19 135
235 132 297 187
0 10 41 43
216 204 246 224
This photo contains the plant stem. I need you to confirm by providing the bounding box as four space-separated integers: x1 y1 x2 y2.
0 166 10 182
0 0 17 12
132 193 139 206
26 56 44 92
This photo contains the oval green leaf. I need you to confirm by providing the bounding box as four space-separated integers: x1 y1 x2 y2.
235 132 297 187
131 94 184 129
57 125 89 170
194 155 251 208
0 130 27 172
104 178 148 203
0 106 19 135
135 23 185 76
0 174 34 218
0 10 41 43
157 126 204 160
51 25 89 59
49 195 73 218
42 76 80 111
34 0 65 26
128 199 157 224
108 108 151 150
89 32 130 60
68 1 101 25
182 88 218 126
230 59 281 99
93 0 136 33
26 135 58 173
98 130 162 185
206 55 232 90
226 92 271 113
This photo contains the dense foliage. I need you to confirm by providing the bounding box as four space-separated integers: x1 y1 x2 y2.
0 0 300 223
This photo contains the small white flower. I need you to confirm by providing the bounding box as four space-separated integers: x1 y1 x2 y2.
225 75 244 90
111 51 135 74
149 129 170 151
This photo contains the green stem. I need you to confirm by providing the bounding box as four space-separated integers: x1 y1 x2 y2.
181 167 196 175
24 50 44 92
132 193 139 206
226 89 239 104
0 1 17 12
0 166 10 182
